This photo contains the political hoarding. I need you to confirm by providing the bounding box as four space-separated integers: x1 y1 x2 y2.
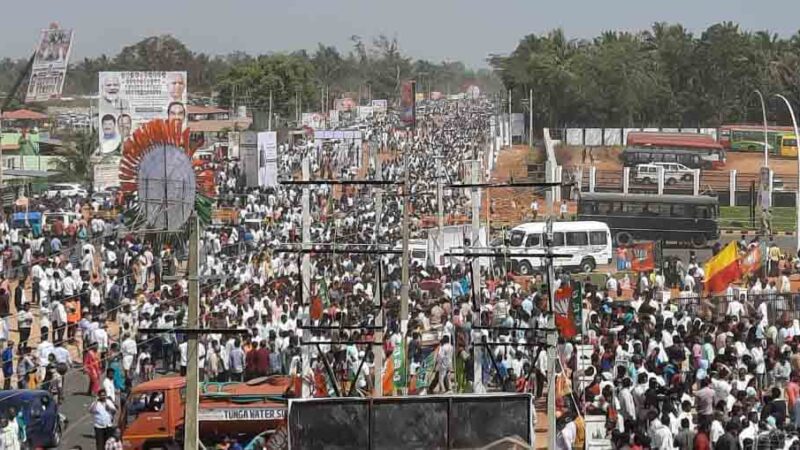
333 97 356 111
26 27 74 102
301 112 326 130
257 131 278 187
401 81 415 125
97 71 187 158
371 99 388 113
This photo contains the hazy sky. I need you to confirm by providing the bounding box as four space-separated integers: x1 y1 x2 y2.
3 0 798 67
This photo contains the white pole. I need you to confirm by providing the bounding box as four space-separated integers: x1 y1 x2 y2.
529 89 533 148
470 159 483 393
372 145 384 396
301 158 311 396
775 94 800 251
755 90 769 167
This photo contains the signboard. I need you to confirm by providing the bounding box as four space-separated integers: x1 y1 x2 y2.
301 112 325 130
357 106 373 120
26 26 74 102
97 71 187 156
371 99 388 113
333 97 356 111
198 407 286 421
401 81 415 125
240 131 259 188
258 131 278 187
617 242 657 272
511 113 524 137
92 159 121 191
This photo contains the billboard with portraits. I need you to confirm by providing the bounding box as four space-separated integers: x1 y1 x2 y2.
26 26 74 102
97 71 187 156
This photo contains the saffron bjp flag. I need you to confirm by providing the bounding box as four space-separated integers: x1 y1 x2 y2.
704 242 742 294
740 243 764 276
554 285 578 338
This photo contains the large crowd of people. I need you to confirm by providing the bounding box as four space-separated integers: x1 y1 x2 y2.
0 98 798 450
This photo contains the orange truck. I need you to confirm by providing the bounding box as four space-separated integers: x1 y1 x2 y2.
120 375 293 450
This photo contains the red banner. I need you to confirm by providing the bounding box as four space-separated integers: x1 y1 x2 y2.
554 285 577 339
617 242 656 272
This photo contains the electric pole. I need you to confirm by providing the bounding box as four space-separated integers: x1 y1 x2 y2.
183 214 200 450
372 144 384 396
301 157 311 396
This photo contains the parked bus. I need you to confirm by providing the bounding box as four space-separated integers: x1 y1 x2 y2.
625 131 726 169
506 221 612 275
718 124 794 155
623 147 706 169
577 192 719 247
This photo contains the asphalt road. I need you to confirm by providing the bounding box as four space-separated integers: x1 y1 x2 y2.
59 367 98 449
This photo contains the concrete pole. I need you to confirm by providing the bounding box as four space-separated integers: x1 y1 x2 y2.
183 215 200 450
529 89 534 148
471 159 484 394
730 170 737 207
301 158 311 395
373 145 384 396
508 90 512 146
657 166 665 196
544 217 558 450
268 90 273 131
400 139 410 334
437 155 444 257
774 94 800 251
589 166 597 193
693 168 701 196
623 167 630 194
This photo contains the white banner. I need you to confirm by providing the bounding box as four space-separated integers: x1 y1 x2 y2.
585 128 602 146
92 159 121 191
26 27 74 102
603 128 622 146
566 129 583 146
97 71 187 157
371 99 388 113
198 407 286 421
301 112 325 130
357 106 374 120
700 128 718 141
258 131 278 187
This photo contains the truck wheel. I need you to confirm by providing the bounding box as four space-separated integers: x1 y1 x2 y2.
615 232 632 246
691 235 707 248
519 261 533 276
48 423 61 449
579 258 596 273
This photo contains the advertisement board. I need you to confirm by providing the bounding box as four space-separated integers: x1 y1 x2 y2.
257 131 278 187
401 81 415 125
616 241 657 272
333 97 356 111
97 71 187 157
92 159 121 191
300 112 325 130
357 106 373 121
26 27 74 102
371 99 388 113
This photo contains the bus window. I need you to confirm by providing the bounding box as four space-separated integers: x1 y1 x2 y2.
695 206 710 219
566 232 588 246
589 231 607 245
525 234 541 247
598 202 614 215
671 204 686 217
552 232 565 247
509 230 525 247
578 202 595 215
623 203 644 214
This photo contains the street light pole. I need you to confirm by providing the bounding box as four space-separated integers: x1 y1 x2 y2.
754 90 769 167
774 94 800 251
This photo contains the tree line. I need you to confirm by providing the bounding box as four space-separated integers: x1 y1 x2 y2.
490 22 800 129
0 34 501 119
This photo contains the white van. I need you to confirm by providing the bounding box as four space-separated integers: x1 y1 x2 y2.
507 221 612 275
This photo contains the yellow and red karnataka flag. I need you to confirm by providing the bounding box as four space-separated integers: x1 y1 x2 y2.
704 242 742 294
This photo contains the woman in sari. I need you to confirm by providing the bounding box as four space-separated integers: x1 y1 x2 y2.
84 344 101 395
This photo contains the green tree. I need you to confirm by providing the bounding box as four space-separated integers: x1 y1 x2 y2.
53 130 96 183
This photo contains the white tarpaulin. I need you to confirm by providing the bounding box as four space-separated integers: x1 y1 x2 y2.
585 128 602 146
661 128 679 133
566 129 584 146
603 128 622 146
679 128 700 134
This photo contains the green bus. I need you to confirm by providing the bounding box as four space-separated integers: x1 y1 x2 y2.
719 124 795 155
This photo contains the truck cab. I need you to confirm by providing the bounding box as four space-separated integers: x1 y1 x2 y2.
121 376 292 450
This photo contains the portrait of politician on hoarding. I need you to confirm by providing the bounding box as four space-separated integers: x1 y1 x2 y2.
118 114 132 140
167 72 186 103
100 74 128 112
100 114 121 154
167 102 186 125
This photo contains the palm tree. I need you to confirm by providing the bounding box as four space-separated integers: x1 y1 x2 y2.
53 130 97 184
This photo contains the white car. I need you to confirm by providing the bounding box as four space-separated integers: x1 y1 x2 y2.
634 163 695 185
45 183 88 199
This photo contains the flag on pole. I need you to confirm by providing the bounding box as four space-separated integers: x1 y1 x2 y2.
704 241 742 294
554 285 578 338
740 243 764 276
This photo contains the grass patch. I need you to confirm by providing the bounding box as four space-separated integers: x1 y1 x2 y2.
720 206 796 231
